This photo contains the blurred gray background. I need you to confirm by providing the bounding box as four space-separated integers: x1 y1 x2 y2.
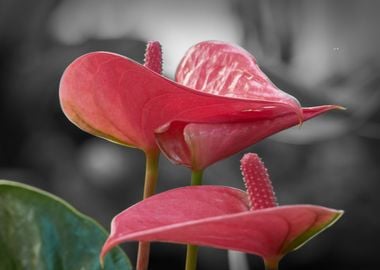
1 0 379 269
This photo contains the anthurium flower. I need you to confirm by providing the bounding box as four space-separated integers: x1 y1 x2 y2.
101 153 343 269
156 41 342 170
59 41 337 162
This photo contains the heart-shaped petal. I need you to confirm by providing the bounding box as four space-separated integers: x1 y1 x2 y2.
100 186 342 262
60 50 302 153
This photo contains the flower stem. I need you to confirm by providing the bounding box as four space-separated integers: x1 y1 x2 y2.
185 170 203 270
264 258 279 270
185 245 199 270
190 170 203 186
136 150 160 270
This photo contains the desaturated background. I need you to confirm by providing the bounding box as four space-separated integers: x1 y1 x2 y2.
1 0 379 269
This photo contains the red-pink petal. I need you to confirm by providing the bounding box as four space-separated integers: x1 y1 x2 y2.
60 52 302 152
176 41 299 106
156 40 342 169
156 105 340 170
100 186 342 261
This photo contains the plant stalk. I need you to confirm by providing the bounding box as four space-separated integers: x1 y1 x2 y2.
190 170 203 186
264 258 279 270
185 170 204 270
136 150 160 270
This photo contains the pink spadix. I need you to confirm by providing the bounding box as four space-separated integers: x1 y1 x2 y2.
100 153 343 268
144 41 162 74
241 153 277 210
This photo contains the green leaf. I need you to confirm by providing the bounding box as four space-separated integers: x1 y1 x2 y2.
0 180 132 270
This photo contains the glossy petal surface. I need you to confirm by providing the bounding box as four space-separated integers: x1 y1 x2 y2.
0 180 131 270
176 40 297 103
101 186 342 261
60 51 301 153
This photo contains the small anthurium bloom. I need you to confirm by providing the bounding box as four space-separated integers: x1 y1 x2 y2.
156 41 342 170
100 153 343 269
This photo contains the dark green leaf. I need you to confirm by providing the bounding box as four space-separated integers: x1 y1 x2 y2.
0 180 131 270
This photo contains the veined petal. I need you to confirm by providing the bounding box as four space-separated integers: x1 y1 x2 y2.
176 40 301 114
100 186 248 259
100 186 342 261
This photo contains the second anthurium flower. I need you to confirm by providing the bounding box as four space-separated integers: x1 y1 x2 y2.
100 153 343 269
157 41 342 171
59 41 340 171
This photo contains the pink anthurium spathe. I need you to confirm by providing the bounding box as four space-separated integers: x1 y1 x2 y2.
59 42 301 154
101 153 343 269
59 41 338 161
156 41 342 170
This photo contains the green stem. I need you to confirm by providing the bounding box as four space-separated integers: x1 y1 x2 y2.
190 170 203 186
142 150 160 199
264 258 279 270
185 245 199 270
136 150 160 270
185 170 204 270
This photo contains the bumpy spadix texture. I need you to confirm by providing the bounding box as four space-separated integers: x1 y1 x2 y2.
101 154 343 263
241 153 277 210
144 41 162 74
156 41 341 170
